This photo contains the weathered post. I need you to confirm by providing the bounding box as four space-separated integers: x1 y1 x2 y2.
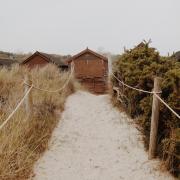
148 77 161 159
24 74 33 118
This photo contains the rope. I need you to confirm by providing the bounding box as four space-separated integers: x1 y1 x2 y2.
154 93 180 119
111 72 161 94
0 85 33 131
24 65 74 93
0 63 74 131
112 72 180 120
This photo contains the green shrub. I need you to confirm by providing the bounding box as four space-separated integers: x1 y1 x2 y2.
111 42 180 176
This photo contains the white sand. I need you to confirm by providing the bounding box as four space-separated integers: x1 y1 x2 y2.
33 91 175 180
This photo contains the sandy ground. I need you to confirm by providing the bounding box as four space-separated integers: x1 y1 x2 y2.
33 91 175 180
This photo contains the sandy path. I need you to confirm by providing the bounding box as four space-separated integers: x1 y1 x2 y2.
34 91 174 180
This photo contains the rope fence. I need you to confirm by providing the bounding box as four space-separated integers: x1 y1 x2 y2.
154 93 180 119
0 64 74 131
111 72 180 119
111 72 180 160
0 85 33 131
112 73 162 94
0 64 179 161
24 65 74 93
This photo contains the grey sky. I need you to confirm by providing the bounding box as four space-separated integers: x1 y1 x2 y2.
0 0 179 55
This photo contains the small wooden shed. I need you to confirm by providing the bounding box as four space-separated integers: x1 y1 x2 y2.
68 48 108 94
22 51 69 70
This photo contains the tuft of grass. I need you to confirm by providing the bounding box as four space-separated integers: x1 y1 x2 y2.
0 64 78 179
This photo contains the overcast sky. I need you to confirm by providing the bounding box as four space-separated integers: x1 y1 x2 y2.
0 0 179 55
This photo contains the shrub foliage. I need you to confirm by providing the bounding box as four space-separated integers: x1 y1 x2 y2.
111 42 180 176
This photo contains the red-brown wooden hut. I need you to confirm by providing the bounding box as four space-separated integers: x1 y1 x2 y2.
67 48 108 94
22 51 69 70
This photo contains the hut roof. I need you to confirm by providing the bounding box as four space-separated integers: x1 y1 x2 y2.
67 48 108 63
22 51 70 66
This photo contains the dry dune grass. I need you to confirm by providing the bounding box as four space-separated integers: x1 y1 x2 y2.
0 64 78 179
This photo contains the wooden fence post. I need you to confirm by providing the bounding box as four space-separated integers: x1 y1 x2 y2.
148 77 161 159
24 74 33 118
